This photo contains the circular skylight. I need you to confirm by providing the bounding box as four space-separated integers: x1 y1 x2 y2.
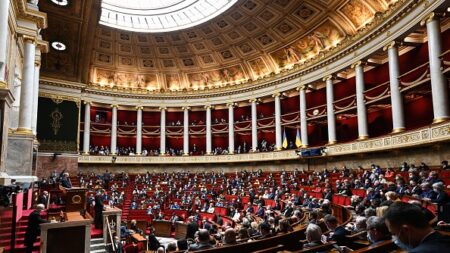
99 0 238 33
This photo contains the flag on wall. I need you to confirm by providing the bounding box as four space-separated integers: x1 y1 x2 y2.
282 128 288 149
295 128 302 148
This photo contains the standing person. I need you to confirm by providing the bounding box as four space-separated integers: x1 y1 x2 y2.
24 204 48 253
94 190 105 229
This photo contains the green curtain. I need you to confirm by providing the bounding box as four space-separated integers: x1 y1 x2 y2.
36 97 79 153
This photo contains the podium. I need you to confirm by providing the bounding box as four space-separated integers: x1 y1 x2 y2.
40 212 92 253
102 206 122 250
60 187 87 212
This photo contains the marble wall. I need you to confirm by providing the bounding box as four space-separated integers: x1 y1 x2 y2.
5 134 34 176
77 143 450 174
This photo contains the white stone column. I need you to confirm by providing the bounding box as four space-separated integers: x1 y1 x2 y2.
0 0 10 85
136 106 143 155
384 42 405 132
422 13 449 123
159 107 166 155
227 102 235 154
110 105 118 155
298 85 309 147
352 61 369 139
31 53 41 135
183 106 189 155
324 76 337 144
250 99 258 152
205 105 212 155
17 36 36 134
82 102 91 154
273 93 282 150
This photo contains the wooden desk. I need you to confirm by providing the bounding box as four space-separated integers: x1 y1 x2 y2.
153 220 172 237
132 233 146 242
40 212 92 253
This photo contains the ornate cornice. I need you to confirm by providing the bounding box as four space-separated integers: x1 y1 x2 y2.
15 0 47 29
43 0 437 104
39 91 80 103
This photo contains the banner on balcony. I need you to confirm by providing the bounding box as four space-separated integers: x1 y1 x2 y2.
36 96 80 153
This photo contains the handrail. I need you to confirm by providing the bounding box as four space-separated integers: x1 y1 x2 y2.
106 216 116 252
398 61 429 79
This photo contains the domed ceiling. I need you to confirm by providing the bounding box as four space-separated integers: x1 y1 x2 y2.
39 0 399 95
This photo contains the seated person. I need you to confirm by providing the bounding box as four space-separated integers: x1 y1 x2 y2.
130 219 143 235
323 214 348 245
366 216 391 244
189 229 214 251
303 223 323 248
120 222 131 239
222 228 237 245
431 182 449 204
384 202 450 252
207 203 215 214
257 222 273 240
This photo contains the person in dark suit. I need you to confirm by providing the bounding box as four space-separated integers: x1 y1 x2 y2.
282 202 294 217
94 190 105 229
189 229 214 251
324 214 348 246
384 201 450 253
431 182 449 204
38 191 49 207
60 172 72 188
303 223 323 249
186 216 199 239
24 204 48 253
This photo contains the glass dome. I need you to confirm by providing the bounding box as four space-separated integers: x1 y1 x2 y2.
99 0 238 33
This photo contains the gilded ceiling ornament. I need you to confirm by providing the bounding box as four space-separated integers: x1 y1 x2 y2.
50 108 63 135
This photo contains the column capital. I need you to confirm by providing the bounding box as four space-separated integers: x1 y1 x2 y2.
322 75 335 82
296 84 308 91
83 101 92 105
135 106 144 110
351 60 366 69
420 12 445 26
249 98 259 103
159 106 167 111
21 35 37 45
382 41 401 51
226 102 236 107
272 92 281 97
204 104 214 109
182 106 190 111
110 104 118 108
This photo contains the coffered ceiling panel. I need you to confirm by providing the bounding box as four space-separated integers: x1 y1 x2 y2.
39 0 401 93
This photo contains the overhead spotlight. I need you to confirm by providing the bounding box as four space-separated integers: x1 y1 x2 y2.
51 41 67 51
51 0 69 6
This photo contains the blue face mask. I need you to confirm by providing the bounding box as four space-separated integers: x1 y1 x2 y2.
392 235 413 251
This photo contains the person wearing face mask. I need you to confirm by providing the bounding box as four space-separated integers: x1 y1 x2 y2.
431 182 449 204
384 202 450 252
365 216 391 244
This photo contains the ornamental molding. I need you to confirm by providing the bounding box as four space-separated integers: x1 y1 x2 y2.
42 0 443 106
78 121 450 164
14 0 48 29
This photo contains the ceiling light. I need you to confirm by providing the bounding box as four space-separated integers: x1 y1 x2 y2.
51 41 67 51
50 0 69 6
